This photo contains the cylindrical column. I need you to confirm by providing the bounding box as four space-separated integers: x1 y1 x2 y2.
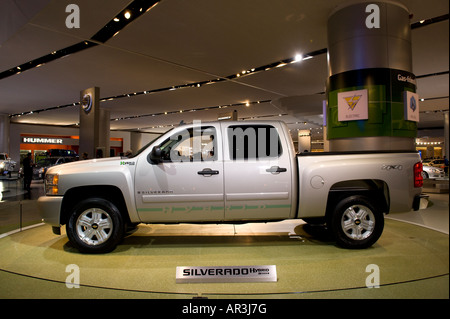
327 1 418 151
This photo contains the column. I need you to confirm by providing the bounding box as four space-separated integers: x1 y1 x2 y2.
445 112 449 160
0 114 10 155
326 1 418 151
298 130 311 153
79 87 110 158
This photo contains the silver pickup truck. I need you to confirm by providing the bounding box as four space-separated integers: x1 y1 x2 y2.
38 120 425 253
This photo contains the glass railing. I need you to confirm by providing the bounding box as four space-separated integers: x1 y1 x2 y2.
0 177 44 235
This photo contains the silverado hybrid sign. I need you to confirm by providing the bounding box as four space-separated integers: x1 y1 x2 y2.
176 265 277 283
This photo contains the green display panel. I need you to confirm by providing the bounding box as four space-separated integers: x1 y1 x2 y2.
327 68 418 139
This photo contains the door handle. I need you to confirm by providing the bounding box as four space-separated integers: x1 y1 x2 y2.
198 168 220 176
266 166 287 173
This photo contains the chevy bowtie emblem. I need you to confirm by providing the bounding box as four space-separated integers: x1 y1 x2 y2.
344 94 363 111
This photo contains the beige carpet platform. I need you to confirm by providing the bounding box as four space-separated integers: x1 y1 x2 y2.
0 216 448 299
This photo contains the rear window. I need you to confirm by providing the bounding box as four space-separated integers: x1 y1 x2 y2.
227 125 282 160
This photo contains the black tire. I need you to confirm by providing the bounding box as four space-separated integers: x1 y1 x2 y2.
66 198 125 254
329 195 384 249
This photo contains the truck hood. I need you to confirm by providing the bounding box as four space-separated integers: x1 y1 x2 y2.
46 157 133 175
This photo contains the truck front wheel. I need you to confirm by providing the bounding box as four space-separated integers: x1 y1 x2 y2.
66 198 125 253
329 196 384 249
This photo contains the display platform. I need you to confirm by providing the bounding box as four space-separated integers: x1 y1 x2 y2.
0 218 448 299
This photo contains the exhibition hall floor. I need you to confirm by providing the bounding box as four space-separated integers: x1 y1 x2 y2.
0 190 448 299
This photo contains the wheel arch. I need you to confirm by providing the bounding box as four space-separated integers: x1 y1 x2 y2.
325 179 389 222
60 185 131 226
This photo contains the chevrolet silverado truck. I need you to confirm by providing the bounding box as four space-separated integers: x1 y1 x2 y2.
37 120 425 253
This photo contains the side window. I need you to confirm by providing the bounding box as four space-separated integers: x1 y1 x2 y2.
227 125 282 160
159 126 216 162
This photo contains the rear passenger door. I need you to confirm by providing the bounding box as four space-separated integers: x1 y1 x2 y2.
222 122 293 221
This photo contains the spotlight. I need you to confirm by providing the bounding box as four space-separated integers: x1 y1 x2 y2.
294 54 303 62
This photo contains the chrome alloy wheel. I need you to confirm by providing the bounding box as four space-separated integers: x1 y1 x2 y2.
76 208 113 246
341 205 375 241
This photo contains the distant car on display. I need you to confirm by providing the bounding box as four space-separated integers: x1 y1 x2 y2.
421 164 445 179
33 157 76 180
45 149 78 158
0 153 16 177
425 159 446 169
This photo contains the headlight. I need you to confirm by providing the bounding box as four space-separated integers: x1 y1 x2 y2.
0 162 4 168
45 174 59 195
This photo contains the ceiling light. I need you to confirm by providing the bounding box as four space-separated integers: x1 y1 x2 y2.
294 54 303 62
124 11 131 19
114 17 120 22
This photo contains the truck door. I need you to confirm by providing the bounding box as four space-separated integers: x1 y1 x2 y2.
222 122 293 221
135 123 224 222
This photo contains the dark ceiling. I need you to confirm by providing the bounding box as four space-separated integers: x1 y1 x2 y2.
0 0 448 141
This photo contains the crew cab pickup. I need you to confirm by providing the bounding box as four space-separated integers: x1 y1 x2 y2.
37 121 425 253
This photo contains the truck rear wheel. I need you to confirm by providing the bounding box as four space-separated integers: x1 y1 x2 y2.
66 198 125 253
329 195 384 249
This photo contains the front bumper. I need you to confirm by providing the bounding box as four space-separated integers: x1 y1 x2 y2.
37 196 63 227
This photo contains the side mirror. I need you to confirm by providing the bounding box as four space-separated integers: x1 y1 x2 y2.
149 146 162 164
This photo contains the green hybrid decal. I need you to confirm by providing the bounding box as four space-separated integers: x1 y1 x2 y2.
138 204 291 214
